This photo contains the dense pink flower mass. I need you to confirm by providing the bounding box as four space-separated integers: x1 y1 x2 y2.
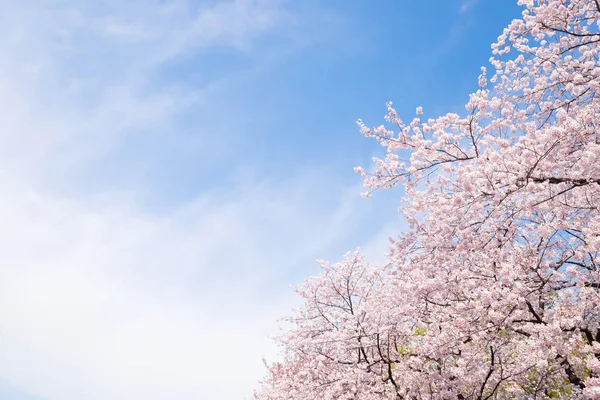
255 1 600 398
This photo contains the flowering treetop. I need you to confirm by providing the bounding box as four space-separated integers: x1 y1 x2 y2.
256 1 600 399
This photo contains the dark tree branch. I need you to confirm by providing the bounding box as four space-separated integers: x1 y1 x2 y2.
477 346 495 400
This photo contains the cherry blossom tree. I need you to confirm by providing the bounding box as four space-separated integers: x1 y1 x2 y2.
255 1 600 398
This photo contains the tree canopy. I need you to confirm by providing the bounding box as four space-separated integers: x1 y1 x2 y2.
256 1 600 398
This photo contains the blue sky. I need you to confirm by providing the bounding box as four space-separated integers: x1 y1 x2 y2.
0 1 521 399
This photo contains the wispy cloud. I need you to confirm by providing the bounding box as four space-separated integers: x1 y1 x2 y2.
0 0 291 184
0 169 376 399
460 0 479 13
0 1 397 398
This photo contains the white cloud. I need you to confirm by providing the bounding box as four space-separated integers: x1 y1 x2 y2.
0 1 398 399
0 0 289 185
0 167 384 400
